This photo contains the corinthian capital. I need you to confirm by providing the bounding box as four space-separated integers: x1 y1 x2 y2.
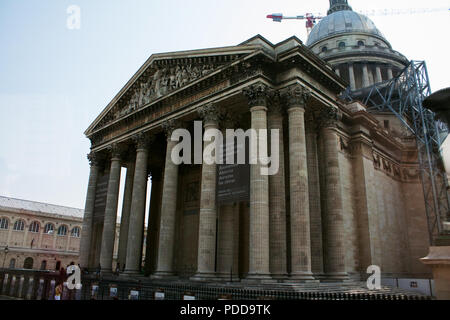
87 152 101 167
132 132 154 150
198 103 222 124
317 106 342 130
161 119 183 139
243 82 270 108
281 84 311 109
107 143 124 160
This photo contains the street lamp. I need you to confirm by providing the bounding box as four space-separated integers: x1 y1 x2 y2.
2 246 9 269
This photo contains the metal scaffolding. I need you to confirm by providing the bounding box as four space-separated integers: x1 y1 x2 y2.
341 60 450 245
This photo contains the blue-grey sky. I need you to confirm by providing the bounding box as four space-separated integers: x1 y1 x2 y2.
0 0 449 209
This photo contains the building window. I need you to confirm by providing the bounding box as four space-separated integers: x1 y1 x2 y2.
0 217 8 230
338 41 346 49
71 227 81 238
44 223 54 234
23 257 34 270
357 40 365 47
40 260 47 270
321 46 328 53
57 225 68 236
29 221 40 233
13 219 25 231
9 258 16 269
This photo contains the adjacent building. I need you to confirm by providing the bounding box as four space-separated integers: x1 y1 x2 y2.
0 196 83 271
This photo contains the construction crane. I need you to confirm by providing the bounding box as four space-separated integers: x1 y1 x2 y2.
266 13 323 35
267 7 450 35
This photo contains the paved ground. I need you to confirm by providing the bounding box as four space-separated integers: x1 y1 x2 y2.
0 295 19 300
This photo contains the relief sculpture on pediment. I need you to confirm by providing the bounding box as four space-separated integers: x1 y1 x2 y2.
112 63 218 122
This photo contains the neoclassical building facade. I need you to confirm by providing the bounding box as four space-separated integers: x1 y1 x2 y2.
0 197 83 271
80 30 430 281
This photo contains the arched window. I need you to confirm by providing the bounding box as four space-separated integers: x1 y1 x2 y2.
29 221 40 233
71 227 81 238
338 41 346 49
57 225 68 236
357 40 365 47
44 223 54 234
0 217 8 230
13 219 25 231
23 257 34 270
9 258 16 269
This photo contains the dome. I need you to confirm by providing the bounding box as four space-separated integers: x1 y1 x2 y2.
306 10 387 47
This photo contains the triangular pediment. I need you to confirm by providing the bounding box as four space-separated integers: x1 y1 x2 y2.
85 43 264 136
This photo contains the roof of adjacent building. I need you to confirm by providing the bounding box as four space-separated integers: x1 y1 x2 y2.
0 196 84 219
306 10 387 47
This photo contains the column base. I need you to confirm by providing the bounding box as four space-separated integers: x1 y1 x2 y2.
323 272 350 282
121 269 142 277
289 271 316 281
214 273 241 282
243 273 276 284
311 273 327 280
151 271 178 280
190 273 220 282
270 273 289 281
100 269 113 276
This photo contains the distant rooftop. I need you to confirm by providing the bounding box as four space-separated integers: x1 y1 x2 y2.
0 196 84 219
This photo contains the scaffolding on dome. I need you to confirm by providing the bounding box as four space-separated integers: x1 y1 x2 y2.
341 60 450 245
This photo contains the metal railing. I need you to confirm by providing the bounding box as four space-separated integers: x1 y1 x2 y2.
0 269 433 300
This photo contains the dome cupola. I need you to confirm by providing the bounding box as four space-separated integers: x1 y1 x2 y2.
306 0 409 93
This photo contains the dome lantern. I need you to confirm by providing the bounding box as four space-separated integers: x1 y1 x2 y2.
328 0 353 15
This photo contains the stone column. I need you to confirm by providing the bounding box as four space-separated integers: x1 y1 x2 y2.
348 63 356 90
192 104 221 280
243 83 271 281
375 65 383 83
153 120 181 279
283 84 314 280
124 133 152 275
362 63 371 88
352 135 382 269
305 113 324 277
144 171 163 276
267 93 288 279
117 161 135 270
387 67 394 80
335 66 341 77
319 107 348 280
100 144 122 273
217 204 235 278
79 153 100 269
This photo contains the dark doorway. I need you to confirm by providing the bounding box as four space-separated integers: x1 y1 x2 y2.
23 257 34 269
55 261 61 271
